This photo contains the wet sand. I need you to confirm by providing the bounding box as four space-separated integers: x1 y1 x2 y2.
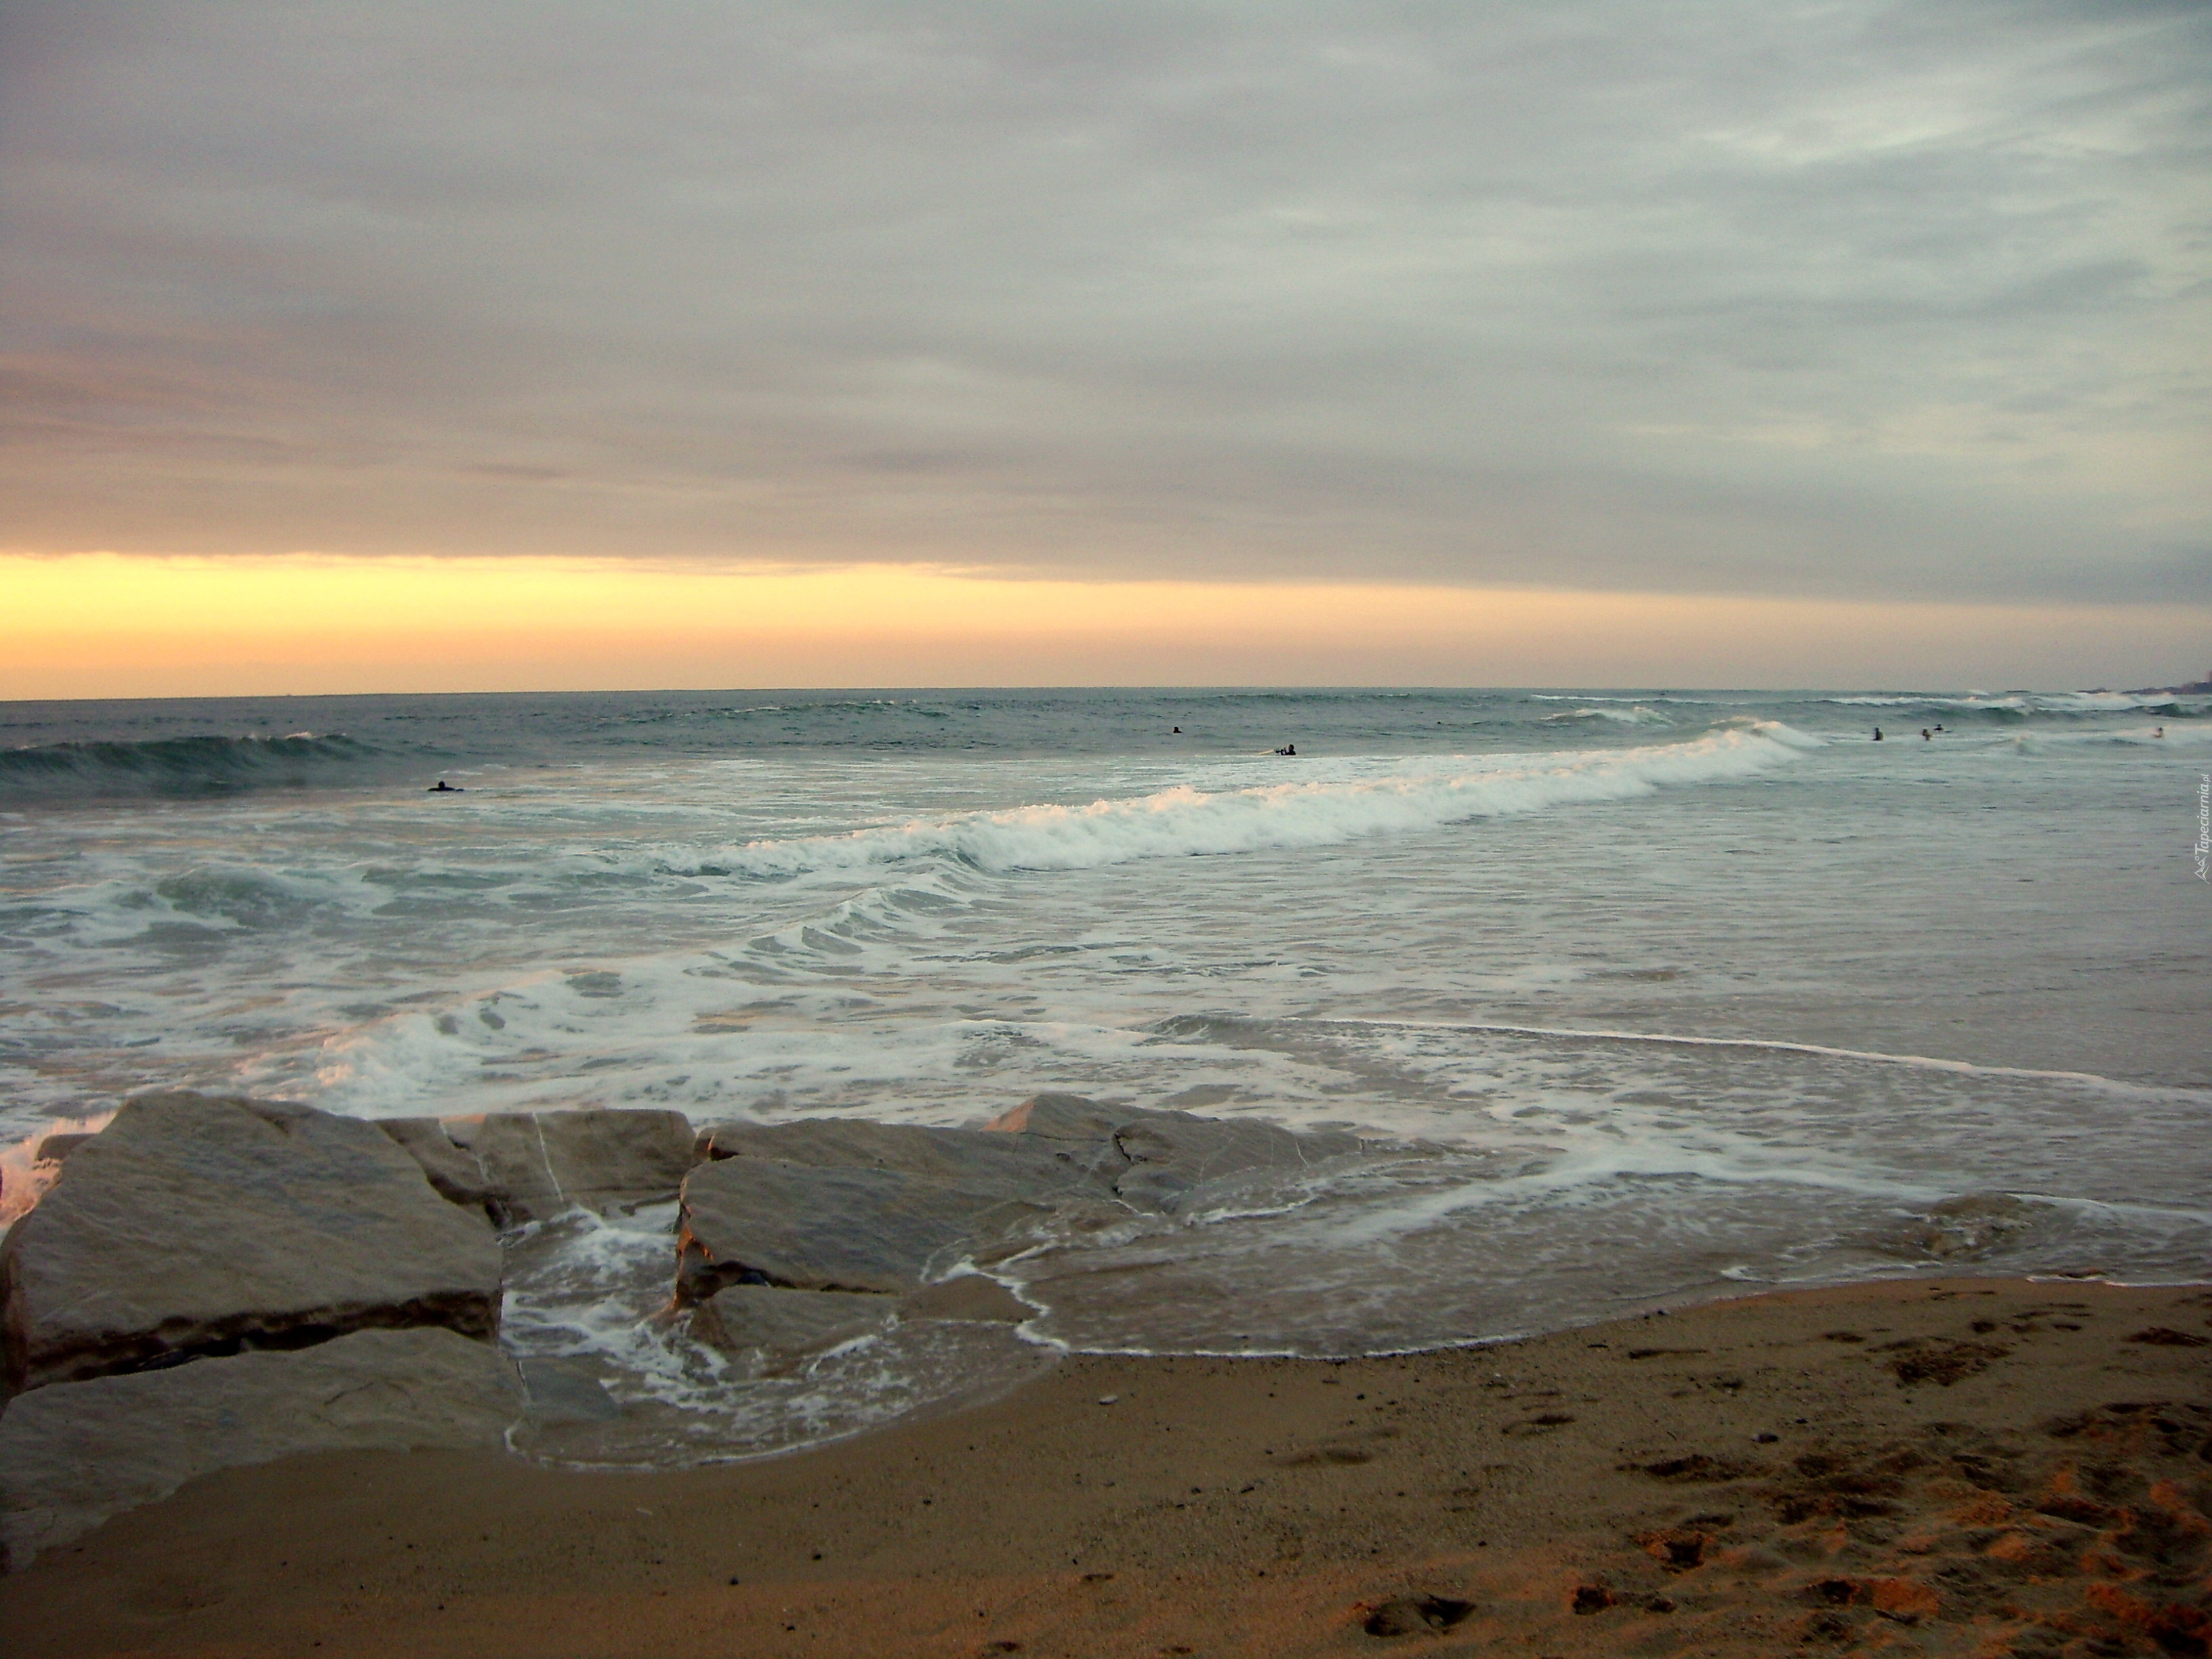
5 1277 2207 1657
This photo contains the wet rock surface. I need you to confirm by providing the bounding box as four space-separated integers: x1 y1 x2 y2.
0 1090 1392 1565
687 1276 1032 1376
0 1092 501 1395
513 1355 624 1425
1094 1109 1364 1213
977 1093 1130 1148
692 1285 899 1370
899 1274 1033 1324
699 1117 1107 1195
981 1094 1368 1214
677 1158 1038 1298
677 1096 1374 1310
0 1327 522 1572
377 1117 500 1214
468 1108 699 1225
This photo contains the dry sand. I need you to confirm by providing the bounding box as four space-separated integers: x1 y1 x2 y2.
5 1277 2207 1657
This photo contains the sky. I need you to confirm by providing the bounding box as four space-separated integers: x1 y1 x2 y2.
2 0 2207 694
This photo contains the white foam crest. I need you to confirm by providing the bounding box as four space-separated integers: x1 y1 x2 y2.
1826 693 2011 709
710 728 1819 881
0 1111 115 1223
1301 1016 2212 1104
2010 725 2212 751
2035 691 2202 712
1826 691 2200 714
1527 694 1719 704
1540 705 1675 726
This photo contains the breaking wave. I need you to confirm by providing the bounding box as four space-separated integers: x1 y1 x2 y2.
1539 705 1675 727
1821 691 2204 718
0 1111 115 1223
707 725 1820 880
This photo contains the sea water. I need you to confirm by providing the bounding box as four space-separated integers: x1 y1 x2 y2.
3 688 2205 1463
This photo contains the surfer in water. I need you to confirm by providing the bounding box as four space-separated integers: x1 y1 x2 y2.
1873 727 1883 741
1274 743 1296 756
428 780 464 793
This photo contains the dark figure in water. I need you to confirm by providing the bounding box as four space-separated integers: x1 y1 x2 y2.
428 780 463 793
1933 723 1945 732
1275 743 1296 756
1171 726 1181 733
1873 727 1883 741
1921 729 1931 740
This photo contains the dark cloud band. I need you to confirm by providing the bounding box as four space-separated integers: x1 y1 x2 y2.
2 1 2205 601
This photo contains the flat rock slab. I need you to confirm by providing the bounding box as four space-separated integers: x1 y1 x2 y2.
691 1284 897 1368
1109 1111 1365 1212
0 1326 521 1572
377 1118 498 1214
677 1102 1374 1305
982 1094 1367 1213
513 1357 623 1425
470 1109 697 1225
977 1093 1131 1147
1 1093 502 1395
678 1159 1046 1299
697 1118 1108 1196
899 1274 1033 1324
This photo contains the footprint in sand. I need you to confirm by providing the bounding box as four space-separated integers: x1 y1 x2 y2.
1359 1593 1474 1637
1502 1412 1577 1436
1284 1443 1374 1466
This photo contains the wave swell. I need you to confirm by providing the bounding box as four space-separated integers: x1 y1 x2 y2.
0 733 380 801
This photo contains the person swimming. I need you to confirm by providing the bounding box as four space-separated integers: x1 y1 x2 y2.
428 780 463 793
1274 743 1296 756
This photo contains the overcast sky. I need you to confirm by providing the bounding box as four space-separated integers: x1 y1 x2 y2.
3 1 2206 605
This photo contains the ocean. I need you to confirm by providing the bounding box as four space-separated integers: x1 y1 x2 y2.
3 686 2205 1465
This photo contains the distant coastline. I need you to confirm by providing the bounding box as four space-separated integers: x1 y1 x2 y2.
2123 670 2212 695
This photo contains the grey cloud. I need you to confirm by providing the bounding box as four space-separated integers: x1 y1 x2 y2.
1 0 2206 601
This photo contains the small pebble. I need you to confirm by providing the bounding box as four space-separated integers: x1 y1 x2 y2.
1097 1394 1120 1405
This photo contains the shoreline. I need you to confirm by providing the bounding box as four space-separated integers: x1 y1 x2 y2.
6 1275 2207 1657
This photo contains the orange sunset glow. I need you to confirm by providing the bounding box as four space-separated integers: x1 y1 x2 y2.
3 553 2200 697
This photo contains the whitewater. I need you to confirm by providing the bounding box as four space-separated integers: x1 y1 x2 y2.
701 724 1818 880
1 686 2205 1464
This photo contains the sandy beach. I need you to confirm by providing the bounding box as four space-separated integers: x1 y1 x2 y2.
6 1275 2205 1658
